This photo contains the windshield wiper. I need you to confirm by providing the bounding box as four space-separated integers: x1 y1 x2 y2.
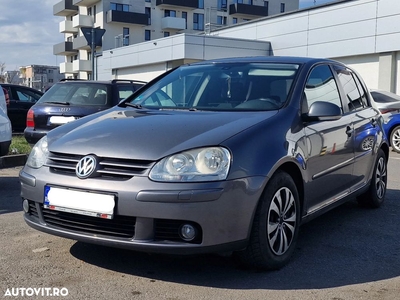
122 102 143 109
44 101 70 105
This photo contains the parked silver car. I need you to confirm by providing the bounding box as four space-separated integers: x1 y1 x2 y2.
0 88 12 157
20 56 389 270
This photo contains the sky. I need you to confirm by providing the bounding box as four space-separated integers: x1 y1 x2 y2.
0 0 335 72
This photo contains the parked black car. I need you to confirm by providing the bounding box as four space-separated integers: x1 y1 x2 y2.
0 83 43 132
20 56 389 270
24 79 146 145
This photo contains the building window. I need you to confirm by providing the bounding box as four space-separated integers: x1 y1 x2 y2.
280 3 285 12
145 7 151 25
48 70 53 74
123 27 129 46
145 29 151 41
110 3 129 12
217 0 227 10
217 16 226 25
164 10 176 17
264 1 269 9
198 0 204 9
182 12 187 29
145 0 151 2
87 6 96 22
193 13 204 31
49 79 54 83
232 17 237 24
164 31 170 37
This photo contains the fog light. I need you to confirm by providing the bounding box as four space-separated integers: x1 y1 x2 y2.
180 224 197 241
23 199 29 213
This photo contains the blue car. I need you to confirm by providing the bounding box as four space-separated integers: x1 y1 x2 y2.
370 90 400 153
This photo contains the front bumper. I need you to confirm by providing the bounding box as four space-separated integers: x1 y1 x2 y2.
20 166 266 254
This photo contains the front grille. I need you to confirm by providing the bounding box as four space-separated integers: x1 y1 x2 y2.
27 201 202 244
45 152 155 180
27 201 39 219
39 203 136 238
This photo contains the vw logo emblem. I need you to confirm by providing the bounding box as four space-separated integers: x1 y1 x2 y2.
76 155 97 179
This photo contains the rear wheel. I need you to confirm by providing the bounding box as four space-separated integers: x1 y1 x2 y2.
390 125 400 153
357 149 387 208
235 171 300 270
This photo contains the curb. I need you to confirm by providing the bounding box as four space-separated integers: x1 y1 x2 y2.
0 154 28 168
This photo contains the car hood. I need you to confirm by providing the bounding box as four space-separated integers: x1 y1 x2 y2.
48 107 278 160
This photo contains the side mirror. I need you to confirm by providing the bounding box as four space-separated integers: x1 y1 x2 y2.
303 101 342 122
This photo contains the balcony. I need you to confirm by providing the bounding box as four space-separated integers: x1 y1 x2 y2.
73 59 91 72
60 62 75 74
73 0 99 6
229 3 269 17
53 41 78 55
156 0 197 10
53 0 78 16
73 36 91 50
106 10 148 26
59 20 78 33
161 17 186 30
72 14 93 28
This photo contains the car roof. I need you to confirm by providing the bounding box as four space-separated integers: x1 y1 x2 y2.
188 56 341 66
0 83 43 92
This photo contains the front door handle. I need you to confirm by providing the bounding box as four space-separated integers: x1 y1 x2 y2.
346 126 353 137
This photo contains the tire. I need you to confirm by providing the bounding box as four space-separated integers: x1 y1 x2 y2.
390 125 400 153
235 171 300 270
357 149 387 208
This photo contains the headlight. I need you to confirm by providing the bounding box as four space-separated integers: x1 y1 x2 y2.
149 147 231 182
26 136 49 168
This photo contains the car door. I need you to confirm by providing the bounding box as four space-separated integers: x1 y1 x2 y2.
8 86 42 132
333 65 381 191
302 64 356 214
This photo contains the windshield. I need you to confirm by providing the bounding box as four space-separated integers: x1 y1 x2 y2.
128 62 299 111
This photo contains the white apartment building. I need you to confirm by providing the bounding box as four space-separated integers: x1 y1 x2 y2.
53 0 300 79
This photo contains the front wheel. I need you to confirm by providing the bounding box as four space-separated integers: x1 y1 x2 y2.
357 149 387 208
390 125 400 153
235 171 300 270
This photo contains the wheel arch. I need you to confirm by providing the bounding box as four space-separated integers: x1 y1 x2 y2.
274 162 305 216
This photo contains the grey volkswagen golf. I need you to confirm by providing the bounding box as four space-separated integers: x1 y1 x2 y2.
20 56 389 270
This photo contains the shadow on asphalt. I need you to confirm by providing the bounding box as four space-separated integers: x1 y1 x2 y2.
0 176 22 215
70 188 400 290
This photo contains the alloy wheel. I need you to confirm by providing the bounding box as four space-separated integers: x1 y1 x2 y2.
375 156 387 199
267 187 297 256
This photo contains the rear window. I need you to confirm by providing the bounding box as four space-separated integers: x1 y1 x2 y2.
38 83 111 106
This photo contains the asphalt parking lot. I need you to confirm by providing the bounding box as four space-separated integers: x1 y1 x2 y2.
1 151 400 299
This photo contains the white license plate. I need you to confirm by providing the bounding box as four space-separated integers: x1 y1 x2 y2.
48 116 77 125
44 186 115 219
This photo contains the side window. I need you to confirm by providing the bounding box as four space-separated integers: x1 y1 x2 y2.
304 64 342 113
352 73 369 107
16 88 42 102
333 65 364 111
